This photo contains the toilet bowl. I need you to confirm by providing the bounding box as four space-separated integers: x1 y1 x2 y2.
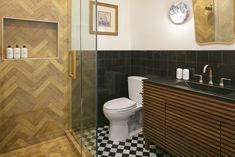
103 76 147 142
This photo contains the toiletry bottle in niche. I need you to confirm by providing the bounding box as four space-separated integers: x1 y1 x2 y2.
176 68 183 79
21 45 28 59
183 69 190 80
6 45 13 59
14 45 21 59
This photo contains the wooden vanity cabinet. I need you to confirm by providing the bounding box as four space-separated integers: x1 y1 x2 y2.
221 121 235 156
143 93 166 149
143 82 235 157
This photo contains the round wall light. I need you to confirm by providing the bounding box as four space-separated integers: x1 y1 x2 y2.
169 2 190 24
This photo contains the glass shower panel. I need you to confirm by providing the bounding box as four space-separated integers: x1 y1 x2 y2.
80 0 97 155
70 0 82 141
70 0 97 156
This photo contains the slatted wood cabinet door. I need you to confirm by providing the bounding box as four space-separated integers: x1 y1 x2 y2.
221 118 235 156
143 81 235 157
143 88 166 149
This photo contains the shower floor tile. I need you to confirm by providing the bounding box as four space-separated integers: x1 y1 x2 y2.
0 136 79 157
76 127 97 157
97 126 173 157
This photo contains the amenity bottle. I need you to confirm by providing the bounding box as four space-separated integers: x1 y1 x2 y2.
6 45 13 59
183 69 190 80
14 45 21 59
176 68 183 79
21 45 28 59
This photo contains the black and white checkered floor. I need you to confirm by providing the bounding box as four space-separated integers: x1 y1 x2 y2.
97 126 172 157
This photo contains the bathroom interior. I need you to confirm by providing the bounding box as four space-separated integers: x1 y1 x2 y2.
0 0 235 157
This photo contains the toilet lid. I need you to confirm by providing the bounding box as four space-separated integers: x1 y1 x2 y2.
103 97 136 111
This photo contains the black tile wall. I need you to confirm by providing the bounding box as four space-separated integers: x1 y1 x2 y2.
97 50 235 127
97 51 132 126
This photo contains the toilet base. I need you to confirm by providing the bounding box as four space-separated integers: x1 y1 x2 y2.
129 127 142 137
109 120 128 142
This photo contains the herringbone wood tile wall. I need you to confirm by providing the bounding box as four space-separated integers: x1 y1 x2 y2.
3 19 58 59
0 0 69 154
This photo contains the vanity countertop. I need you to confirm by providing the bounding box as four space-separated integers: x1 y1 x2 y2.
144 77 235 103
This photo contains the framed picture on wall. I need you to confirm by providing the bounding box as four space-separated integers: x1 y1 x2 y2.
90 2 118 36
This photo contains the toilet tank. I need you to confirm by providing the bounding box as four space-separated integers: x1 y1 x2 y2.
128 76 147 104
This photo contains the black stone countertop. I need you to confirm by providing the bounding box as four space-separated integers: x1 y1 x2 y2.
144 77 235 103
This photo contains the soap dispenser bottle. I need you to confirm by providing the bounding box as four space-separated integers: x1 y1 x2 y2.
14 45 21 59
183 69 190 80
21 45 28 59
176 68 183 79
6 45 13 59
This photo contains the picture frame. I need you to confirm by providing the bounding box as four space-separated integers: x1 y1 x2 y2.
90 2 118 36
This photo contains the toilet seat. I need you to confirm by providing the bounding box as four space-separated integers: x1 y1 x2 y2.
103 97 136 112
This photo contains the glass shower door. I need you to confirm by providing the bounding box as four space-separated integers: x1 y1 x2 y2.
69 0 97 156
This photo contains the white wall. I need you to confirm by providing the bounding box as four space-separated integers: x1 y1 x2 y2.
71 0 80 50
130 0 235 50
81 0 96 51
98 0 235 50
98 0 131 50
71 0 96 51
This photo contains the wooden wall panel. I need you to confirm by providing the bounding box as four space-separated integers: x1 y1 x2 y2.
0 0 69 154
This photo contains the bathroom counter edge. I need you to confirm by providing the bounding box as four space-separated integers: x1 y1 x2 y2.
144 78 235 103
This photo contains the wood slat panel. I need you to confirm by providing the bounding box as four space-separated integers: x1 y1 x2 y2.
143 99 165 146
144 126 165 146
144 83 235 108
144 86 235 120
166 110 220 143
166 124 219 157
221 122 235 157
166 113 220 151
144 88 235 126
143 81 235 157
167 103 220 131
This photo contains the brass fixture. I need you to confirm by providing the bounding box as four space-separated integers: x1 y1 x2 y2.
203 64 213 85
194 74 203 83
219 78 232 87
205 2 213 12
69 50 77 80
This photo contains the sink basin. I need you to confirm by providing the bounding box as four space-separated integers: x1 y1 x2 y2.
175 81 235 95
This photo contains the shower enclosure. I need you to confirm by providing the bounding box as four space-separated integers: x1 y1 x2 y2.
0 0 97 156
69 0 97 156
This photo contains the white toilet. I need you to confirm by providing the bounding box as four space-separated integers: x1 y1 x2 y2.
103 76 147 142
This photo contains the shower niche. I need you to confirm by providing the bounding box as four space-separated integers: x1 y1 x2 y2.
2 17 59 60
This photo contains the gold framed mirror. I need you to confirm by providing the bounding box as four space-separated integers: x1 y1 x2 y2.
193 0 235 44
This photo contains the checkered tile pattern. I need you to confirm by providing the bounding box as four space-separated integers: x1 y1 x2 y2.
97 126 172 157
76 128 96 156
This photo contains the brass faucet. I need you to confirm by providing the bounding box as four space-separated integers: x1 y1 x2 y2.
203 64 213 85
